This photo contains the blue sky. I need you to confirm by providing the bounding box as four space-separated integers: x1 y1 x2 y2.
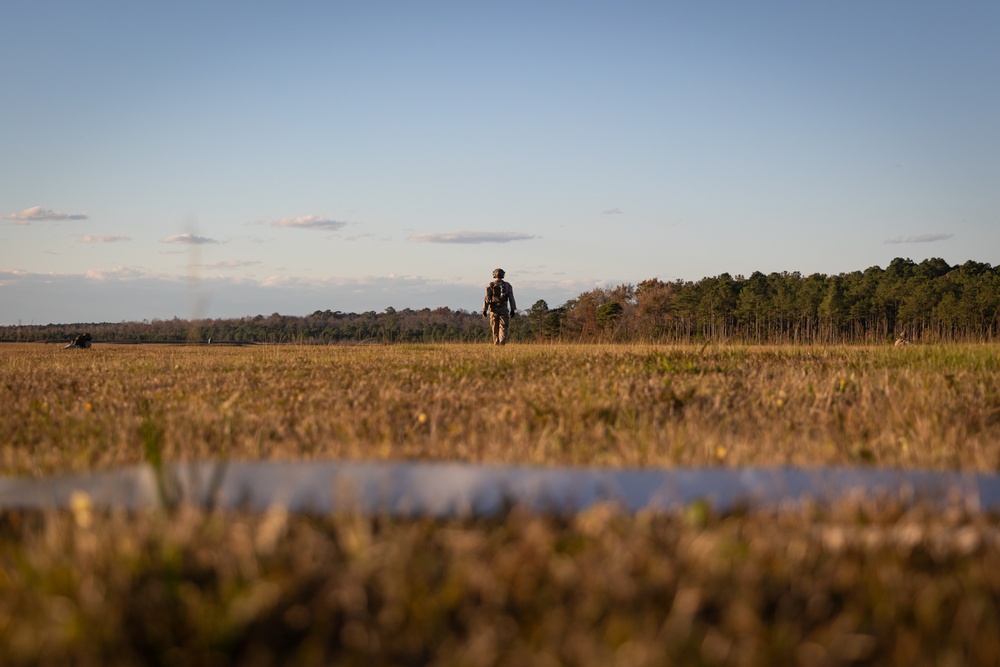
2 1 998 325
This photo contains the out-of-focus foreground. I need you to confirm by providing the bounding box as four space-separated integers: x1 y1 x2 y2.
2 342 1000 665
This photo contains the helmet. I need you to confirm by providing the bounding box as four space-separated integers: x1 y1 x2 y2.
493 268 505 279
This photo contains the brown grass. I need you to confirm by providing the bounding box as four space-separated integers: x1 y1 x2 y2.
3 342 1000 665
2 501 1000 666
2 342 999 476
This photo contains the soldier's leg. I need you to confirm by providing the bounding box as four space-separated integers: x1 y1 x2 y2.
489 312 501 344
497 313 510 345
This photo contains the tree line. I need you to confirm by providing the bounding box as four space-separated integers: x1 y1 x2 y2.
4 258 1000 345
545 257 1000 344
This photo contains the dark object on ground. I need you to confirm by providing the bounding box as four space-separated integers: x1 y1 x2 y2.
64 333 93 349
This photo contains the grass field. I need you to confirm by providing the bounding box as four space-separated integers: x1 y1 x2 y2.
2 342 1000 665
3 342 1000 476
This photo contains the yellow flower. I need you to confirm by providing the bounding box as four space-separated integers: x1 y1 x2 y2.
70 491 93 529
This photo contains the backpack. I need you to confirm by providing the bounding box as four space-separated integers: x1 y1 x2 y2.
487 280 507 308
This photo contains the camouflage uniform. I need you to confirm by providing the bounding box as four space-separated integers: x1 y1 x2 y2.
482 268 517 345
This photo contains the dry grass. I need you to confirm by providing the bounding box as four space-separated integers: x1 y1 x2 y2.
3 342 1000 665
2 501 1000 666
2 342 1000 476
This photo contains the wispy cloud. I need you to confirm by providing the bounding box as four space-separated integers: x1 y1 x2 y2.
83 266 162 281
884 233 954 245
408 231 537 244
272 215 347 231
601 208 624 216
197 260 262 270
3 205 89 223
0 269 29 288
161 233 219 245
81 235 131 244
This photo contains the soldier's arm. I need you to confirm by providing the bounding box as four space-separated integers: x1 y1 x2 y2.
508 284 517 313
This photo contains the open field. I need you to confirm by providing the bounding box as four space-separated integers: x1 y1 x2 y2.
3 342 1000 665
3 342 1000 476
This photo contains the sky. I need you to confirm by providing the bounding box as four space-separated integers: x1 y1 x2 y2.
2 1 998 325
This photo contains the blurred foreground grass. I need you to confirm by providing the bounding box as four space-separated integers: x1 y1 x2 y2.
3 342 1000 665
2 342 1000 476
2 501 1000 666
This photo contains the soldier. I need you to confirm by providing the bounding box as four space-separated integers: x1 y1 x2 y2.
482 268 517 345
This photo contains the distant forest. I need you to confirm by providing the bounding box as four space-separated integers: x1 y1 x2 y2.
5 258 1000 345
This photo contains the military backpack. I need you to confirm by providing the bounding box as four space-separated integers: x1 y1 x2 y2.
487 280 507 309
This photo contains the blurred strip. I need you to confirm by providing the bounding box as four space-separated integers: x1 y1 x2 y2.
1 461 996 515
